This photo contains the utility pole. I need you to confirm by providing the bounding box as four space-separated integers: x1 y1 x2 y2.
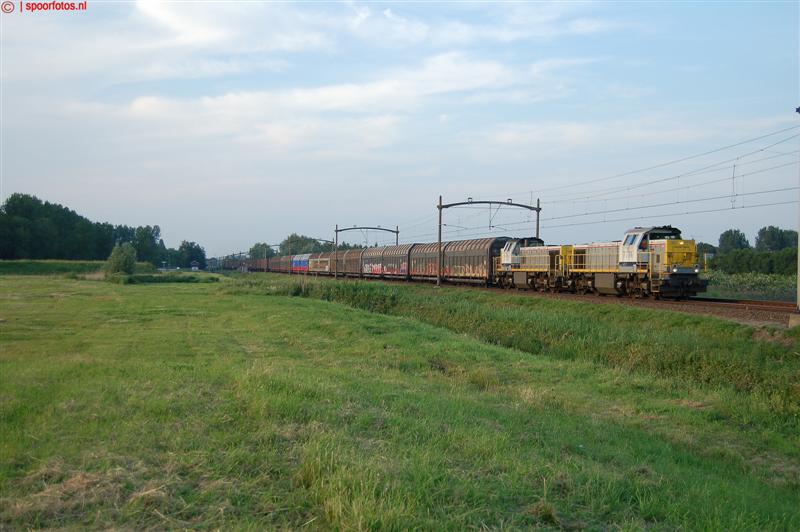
795 106 800 318
436 195 540 286
437 195 443 286
334 224 338 279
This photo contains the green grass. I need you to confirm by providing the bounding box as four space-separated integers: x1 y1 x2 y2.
1 275 799 529
228 274 800 423
703 270 797 301
0 260 155 276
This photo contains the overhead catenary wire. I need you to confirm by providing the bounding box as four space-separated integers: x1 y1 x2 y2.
429 161 799 230
486 124 800 200
541 151 799 205
392 184 798 243
223 124 800 253
348 126 800 247
389 199 800 243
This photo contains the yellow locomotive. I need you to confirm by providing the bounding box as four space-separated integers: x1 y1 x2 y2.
496 226 707 298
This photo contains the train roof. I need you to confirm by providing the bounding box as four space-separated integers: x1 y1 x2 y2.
624 225 679 234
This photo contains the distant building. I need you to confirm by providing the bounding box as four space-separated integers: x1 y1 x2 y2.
190 260 200 271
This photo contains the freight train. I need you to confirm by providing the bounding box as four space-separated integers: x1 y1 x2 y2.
216 226 707 298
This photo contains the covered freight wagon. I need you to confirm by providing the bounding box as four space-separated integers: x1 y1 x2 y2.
333 249 364 276
362 247 385 277
409 242 442 279
291 253 311 273
409 237 511 284
309 252 331 274
443 238 510 283
382 244 414 277
272 256 292 273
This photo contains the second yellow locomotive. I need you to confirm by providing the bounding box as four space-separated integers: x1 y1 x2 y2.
497 226 706 298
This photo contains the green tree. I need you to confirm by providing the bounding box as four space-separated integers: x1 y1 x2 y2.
177 241 206 269
279 233 326 255
696 242 717 256
717 229 750 253
0 194 209 267
105 243 137 274
134 225 161 264
249 242 276 259
755 226 798 251
278 233 361 255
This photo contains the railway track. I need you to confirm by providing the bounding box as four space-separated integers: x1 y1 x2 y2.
688 297 798 314
240 270 798 325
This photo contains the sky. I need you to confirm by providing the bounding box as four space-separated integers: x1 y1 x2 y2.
1 1 798 256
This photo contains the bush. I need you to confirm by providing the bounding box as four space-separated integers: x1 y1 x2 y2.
105 243 137 275
107 273 220 284
702 270 796 301
711 248 797 275
0 260 156 276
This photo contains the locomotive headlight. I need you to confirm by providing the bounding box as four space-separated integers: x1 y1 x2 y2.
693 264 700 273
671 264 678 273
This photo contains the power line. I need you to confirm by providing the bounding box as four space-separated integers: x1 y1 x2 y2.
540 200 799 231
538 134 800 203
402 184 798 237
521 124 800 196
392 198 799 243
542 186 798 222
542 151 799 205
475 126 800 205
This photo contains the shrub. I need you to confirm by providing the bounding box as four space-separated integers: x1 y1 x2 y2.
711 248 797 275
105 243 137 275
702 270 796 301
107 273 220 284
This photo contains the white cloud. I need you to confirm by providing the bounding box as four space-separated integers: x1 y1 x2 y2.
484 120 708 150
135 0 228 46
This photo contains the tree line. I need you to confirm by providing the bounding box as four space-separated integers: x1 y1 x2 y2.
698 226 797 275
0 193 206 268
246 233 361 259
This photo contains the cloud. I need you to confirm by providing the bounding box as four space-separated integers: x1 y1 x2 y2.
135 0 228 46
4 1 622 86
35 48 602 167
484 119 709 150
348 3 623 47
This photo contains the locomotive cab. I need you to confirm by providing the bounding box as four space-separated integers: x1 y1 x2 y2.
500 240 521 271
500 237 543 272
619 230 646 272
643 226 706 297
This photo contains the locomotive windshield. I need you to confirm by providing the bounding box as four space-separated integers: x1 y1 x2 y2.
648 228 682 240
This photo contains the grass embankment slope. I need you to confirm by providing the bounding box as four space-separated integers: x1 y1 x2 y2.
0 275 798 529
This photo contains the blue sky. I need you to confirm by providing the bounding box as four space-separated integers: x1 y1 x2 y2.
1 1 798 255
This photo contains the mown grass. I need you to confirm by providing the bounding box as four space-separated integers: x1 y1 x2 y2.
0 260 155 276
227 274 800 424
1 276 799 529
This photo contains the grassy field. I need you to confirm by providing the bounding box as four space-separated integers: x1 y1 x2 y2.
1 275 799 529
229 274 800 422
0 260 155 276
